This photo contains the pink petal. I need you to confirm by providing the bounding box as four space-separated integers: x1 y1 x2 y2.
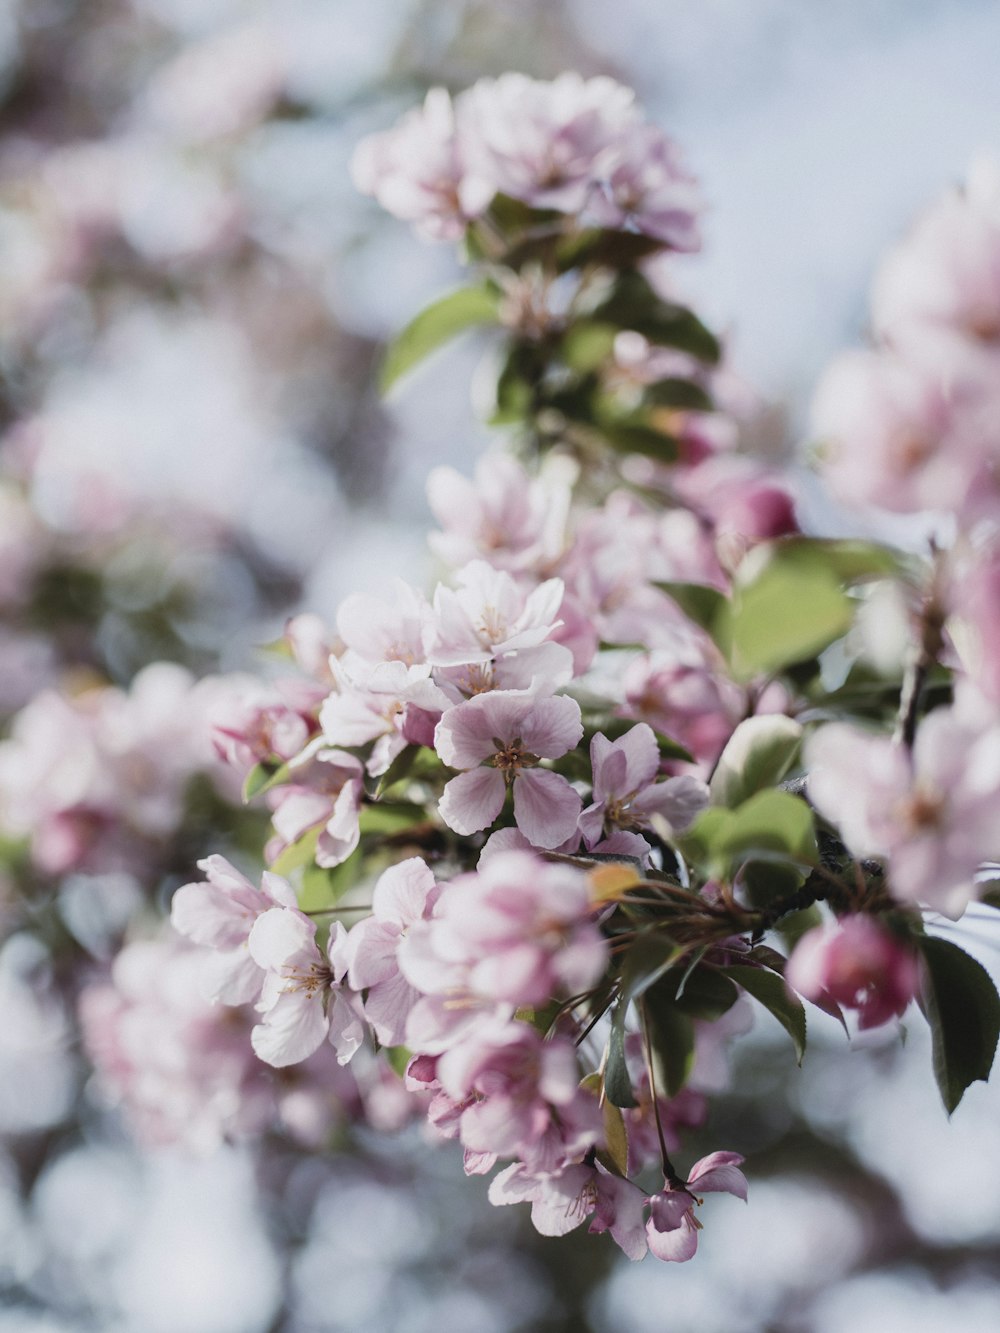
363 971 418 1047
646 1213 699 1262
614 722 661 791
688 1150 748 1199
433 696 506 768
372 856 437 926
519 693 583 759
438 767 506 835
248 907 319 972
513 769 582 848
634 774 710 832
345 918 402 989
251 990 327 1067
327 989 365 1065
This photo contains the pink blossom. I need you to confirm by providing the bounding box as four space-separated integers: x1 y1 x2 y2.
80 933 358 1152
488 1161 648 1260
645 1152 748 1262
872 158 1000 351
170 854 297 1004
351 88 490 241
946 540 1000 706
436 1023 601 1172
248 907 364 1068
320 657 450 777
427 560 565 667
284 613 337 684
79 936 278 1151
806 713 1000 917
623 649 743 769
341 857 439 1047
398 851 606 1053
336 579 431 668
786 917 919 1030
264 747 364 869
588 124 702 249
458 72 640 213
426 452 570 575
413 850 605 1006
434 690 583 847
810 347 999 517
208 675 320 774
580 723 708 856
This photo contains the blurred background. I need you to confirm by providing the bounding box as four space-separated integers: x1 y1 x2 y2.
2 1 1000 1329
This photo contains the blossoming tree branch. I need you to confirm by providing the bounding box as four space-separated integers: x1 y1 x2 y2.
35 73 1000 1262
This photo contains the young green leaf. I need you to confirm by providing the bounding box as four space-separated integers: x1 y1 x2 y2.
729 542 855 679
381 285 501 392
709 715 803 809
242 759 291 803
919 936 1000 1114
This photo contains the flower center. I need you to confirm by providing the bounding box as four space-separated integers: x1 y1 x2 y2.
490 736 540 777
283 962 332 996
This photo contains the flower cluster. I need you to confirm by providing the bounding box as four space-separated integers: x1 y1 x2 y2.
352 73 702 248
0 665 242 878
62 74 1000 1272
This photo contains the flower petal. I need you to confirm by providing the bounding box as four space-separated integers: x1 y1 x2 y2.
513 769 582 848
439 767 506 835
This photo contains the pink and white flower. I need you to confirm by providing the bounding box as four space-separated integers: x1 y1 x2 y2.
580 723 709 857
806 712 1000 917
434 689 583 847
248 906 364 1068
489 1161 648 1260
170 854 298 1004
341 857 439 1047
645 1152 748 1262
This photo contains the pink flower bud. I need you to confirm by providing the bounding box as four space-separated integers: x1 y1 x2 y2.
786 917 919 1030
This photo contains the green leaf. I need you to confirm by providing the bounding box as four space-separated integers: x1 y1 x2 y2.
605 1009 638 1109
919 936 1000 1114
357 802 427 836
242 759 292 803
666 965 740 1021
739 858 805 909
605 938 680 1108
597 418 679 463
591 273 720 363
270 825 320 877
555 228 665 272
785 537 904 584
720 790 817 866
601 1095 630 1176
642 981 697 1096
729 542 855 679
299 851 361 911
380 285 501 392
642 378 714 412
559 321 619 373
385 1045 412 1077
709 715 803 809
683 790 817 874
720 963 807 1063
581 1072 631 1176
